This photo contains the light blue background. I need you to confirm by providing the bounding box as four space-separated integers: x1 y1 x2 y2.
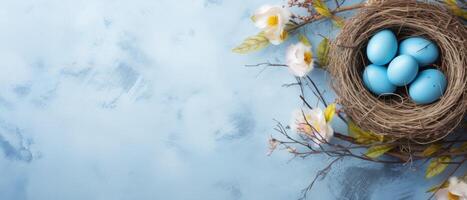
0 0 462 199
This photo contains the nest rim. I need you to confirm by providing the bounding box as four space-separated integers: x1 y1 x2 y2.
328 0 467 143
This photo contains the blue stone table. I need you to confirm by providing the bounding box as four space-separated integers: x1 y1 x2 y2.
0 0 463 199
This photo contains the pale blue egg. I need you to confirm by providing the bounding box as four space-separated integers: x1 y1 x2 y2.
409 69 447 104
399 37 439 66
387 55 419 86
363 64 396 96
366 29 398 65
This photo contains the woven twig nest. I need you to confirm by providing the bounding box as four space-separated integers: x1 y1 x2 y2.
329 0 466 142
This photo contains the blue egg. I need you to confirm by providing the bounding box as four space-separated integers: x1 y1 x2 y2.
366 29 398 65
409 69 447 104
363 64 397 96
399 37 439 66
387 55 419 86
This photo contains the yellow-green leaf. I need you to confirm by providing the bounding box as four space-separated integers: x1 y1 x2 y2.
450 142 467 153
317 37 330 67
313 0 332 17
331 16 345 28
324 103 336 123
284 22 297 31
250 15 256 22
444 0 467 19
461 142 467 151
422 144 443 157
348 121 384 144
426 181 449 193
426 156 451 179
232 32 270 54
365 144 394 159
457 142 467 152
299 34 311 47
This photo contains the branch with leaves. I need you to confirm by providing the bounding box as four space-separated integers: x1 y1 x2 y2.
233 0 364 54
234 0 467 199
267 76 467 198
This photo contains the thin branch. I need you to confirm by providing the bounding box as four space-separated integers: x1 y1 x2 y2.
306 75 328 107
300 95 313 109
245 62 287 67
305 75 348 123
299 157 342 200
289 3 365 32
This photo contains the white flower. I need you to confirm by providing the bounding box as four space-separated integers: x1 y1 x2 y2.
290 107 333 146
435 177 467 200
252 5 291 45
286 42 314 77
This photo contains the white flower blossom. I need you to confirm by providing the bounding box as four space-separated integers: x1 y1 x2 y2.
252 5 291 45
290 107 333 146
435 177 467 200
286 42 314 77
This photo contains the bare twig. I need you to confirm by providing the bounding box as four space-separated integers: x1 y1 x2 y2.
288 3 365 32
299 157 343 200
245 62 287 67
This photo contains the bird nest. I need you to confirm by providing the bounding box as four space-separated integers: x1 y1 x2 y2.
328 0 466 142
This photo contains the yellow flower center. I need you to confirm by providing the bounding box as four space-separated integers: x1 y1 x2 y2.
304 51 312 65
267 15 279 27
448 192 460 200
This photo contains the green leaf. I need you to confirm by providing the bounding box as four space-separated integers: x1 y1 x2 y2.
250 15 257 22
460 142 467 151
317 37 330 67
312 0 332 17
444 0 467 19
232 32 270 54
426 156 451 179
426 181 449 193
331 16 345 28
299 34 312 47
456 142 467 152
284 22 297 31
348 121 384 144
422 144 443 157
449 142 467 153
365 144 394 159
324 103 336 123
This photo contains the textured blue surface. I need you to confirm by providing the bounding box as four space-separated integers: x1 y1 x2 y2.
0 0 463 199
